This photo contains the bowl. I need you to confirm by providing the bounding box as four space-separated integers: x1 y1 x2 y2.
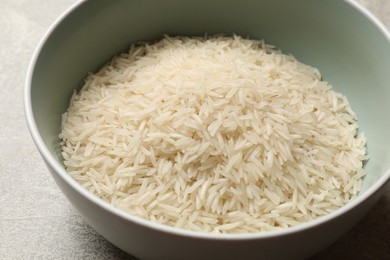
25 0 390 259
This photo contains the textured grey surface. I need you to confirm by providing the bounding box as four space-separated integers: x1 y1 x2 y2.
0 0 389 259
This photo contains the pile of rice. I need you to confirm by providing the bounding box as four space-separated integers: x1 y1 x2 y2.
60 35 367 233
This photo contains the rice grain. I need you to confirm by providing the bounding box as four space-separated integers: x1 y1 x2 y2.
60 35 367 234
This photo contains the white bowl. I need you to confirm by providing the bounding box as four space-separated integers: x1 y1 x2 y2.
25 0 390 259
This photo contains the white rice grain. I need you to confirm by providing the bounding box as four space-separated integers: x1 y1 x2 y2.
60 35 367 234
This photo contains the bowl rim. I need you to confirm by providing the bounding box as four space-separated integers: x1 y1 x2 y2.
24 0 390 241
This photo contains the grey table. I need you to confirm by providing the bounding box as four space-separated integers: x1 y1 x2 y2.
1 0 389 259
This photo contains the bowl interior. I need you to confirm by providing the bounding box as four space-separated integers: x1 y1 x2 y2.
30 0 390 198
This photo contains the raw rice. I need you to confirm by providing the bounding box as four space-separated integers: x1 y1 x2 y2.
60 35 367 233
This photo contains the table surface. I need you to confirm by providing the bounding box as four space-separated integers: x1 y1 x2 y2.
1 0 389 259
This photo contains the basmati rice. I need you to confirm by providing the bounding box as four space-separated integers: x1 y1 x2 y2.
60 35 368 234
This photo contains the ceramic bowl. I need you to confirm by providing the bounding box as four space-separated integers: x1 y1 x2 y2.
25 0 390 259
